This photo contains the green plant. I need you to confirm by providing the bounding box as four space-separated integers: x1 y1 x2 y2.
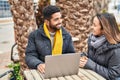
8 62 23 80
102 9 107 13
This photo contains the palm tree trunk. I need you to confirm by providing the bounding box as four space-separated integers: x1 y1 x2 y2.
8 0 37 70
56 0 94 52
56 0 109 52
35 0 50 26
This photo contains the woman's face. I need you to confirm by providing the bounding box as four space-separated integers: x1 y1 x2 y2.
92 16 103 36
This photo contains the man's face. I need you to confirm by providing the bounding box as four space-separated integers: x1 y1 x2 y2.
47 12 62 32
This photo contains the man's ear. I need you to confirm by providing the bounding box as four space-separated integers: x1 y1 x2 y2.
45 20 49 26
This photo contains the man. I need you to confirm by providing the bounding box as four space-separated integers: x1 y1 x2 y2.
25 5 75 73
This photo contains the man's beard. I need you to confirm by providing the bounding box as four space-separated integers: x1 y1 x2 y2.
50 23 62 31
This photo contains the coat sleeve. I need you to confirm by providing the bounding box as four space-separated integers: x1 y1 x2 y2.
66 35 75 53
84 49 120 80
25 32 44 69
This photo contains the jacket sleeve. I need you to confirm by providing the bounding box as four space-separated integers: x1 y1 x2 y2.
84 49 120 80
66 35 75 53
25 32 44 69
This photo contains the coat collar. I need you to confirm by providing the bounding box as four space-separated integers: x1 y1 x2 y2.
96 41 120 54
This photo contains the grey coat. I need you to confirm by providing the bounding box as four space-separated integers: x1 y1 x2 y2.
84 36 120 80
25 24 75 69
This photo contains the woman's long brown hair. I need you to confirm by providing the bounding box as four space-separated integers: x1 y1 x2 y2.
96 13 120 44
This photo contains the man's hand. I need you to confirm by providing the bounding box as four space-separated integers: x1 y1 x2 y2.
79 56 88 68
37 64 45 73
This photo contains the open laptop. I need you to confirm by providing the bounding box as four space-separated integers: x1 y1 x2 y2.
40 53 80 79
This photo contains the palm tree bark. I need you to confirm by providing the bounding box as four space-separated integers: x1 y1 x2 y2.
8 0 37 69
56 0 109 52
56 0 94 52
35 0 50 26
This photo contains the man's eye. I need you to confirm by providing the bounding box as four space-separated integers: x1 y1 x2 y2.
53 18 58 21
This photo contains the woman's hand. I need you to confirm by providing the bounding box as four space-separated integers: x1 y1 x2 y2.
79 56 88 68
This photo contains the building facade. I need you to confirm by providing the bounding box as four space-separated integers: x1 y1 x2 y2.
0 0 38 18
0 0 12 18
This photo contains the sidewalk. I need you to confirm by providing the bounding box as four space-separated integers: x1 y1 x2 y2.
0 18 14 80
0 18 15 54
0 17 13 24
0 52 12 80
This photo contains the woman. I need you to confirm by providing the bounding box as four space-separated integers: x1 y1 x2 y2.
79 13 120 80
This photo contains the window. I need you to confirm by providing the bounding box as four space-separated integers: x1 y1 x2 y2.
0 0 12 18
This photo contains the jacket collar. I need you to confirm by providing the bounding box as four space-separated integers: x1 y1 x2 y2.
38 24 68 39
96 41 120 54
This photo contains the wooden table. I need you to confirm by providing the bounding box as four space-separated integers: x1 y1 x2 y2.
23 68 106 80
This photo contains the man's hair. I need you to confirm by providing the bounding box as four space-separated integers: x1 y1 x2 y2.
42 5 61 19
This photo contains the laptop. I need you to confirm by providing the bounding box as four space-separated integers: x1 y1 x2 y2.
40 53 80 79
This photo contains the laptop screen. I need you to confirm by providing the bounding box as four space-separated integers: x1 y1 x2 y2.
44 53 80 79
